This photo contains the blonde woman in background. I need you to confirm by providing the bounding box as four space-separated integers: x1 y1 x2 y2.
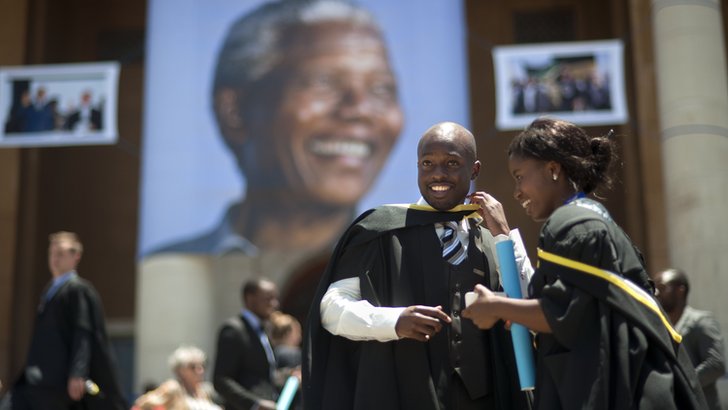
268 312 302 370
133 346 223 410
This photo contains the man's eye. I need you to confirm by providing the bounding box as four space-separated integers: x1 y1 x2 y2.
370 81 397 100
299 73 336 90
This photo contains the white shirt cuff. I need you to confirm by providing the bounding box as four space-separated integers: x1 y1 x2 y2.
321 277 405 342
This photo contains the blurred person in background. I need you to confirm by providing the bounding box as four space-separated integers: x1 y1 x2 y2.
133 345 222 410
213 279 280 410
8 231 126 409
268 311 302 370
655 268 726 410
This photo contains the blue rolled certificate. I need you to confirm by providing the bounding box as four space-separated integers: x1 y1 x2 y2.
495 239 536 390
276 375 300 410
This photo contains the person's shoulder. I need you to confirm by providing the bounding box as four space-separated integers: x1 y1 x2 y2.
148 203 259 256
147 228 221 255
219 315 246 331
544 199 611 235
66 275 100 296
684 306 720 324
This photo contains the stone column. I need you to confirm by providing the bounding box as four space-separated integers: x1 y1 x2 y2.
652 0 728 396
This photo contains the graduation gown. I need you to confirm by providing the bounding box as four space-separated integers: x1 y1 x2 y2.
303 204 531 410
530 198 707 410
19 275 127 409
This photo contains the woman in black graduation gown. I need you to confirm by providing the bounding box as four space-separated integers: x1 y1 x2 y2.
462 118 707 410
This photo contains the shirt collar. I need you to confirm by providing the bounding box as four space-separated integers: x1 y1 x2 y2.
52 270 77 286
415 195 474 207
241 309 263 330
416 197 476 229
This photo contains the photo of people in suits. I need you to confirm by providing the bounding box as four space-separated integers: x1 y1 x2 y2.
0 62 118 147
493 40 627 130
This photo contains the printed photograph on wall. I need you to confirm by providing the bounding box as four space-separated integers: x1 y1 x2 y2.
493 40 627 130
0 62 119 147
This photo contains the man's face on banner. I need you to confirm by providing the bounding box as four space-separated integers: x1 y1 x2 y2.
246 22 404 206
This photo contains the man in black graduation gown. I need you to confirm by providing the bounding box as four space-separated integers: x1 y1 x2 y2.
303 122 533 410
9 231 126 410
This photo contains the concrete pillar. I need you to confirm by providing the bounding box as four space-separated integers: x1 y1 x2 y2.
652 0 728 401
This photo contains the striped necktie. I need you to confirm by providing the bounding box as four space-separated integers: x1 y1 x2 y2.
441 221 467 265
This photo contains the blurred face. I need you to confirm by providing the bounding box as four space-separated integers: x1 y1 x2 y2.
288 321 302 346
245 281 280 320
508 155 562 222
245 22 403 205
654 272 682 313
417 131 479 211
48 241 80 277
176 361 205 390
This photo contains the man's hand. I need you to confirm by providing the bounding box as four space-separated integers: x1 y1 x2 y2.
468 191 509 236
291 366 302 381
67 377 85 401
462 284 501 329
258 399 278 410
395 305 451 342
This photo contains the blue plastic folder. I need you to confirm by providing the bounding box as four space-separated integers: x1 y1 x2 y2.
495 239 536 390
276 375 300 410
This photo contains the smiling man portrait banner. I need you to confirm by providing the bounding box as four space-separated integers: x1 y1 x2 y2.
136 0 469 387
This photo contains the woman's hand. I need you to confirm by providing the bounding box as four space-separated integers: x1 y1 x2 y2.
468 192 510 236
462 284 502 329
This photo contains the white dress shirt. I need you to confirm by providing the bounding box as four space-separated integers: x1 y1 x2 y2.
321 200 534 342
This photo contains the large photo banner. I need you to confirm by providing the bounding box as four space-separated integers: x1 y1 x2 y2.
137 0 469 387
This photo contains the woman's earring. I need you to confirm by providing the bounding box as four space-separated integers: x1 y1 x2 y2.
552 174 558 181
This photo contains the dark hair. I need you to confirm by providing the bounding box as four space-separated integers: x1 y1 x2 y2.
213 0 379 92
662 268 690 298
242 279 263 298
508 117 617 194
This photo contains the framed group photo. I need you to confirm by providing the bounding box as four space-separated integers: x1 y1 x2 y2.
0 61 119 147
493 40 627 130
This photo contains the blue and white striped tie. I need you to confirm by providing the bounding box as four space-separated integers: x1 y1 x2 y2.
441 221 467 265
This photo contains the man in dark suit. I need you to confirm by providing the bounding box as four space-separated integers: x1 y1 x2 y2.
9 231 126 409
213 279 281 410
26 87 55 132
64 91 102 132
655 268 727 410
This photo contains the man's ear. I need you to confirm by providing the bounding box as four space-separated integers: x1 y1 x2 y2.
471 160 481 180
214 87 246 145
